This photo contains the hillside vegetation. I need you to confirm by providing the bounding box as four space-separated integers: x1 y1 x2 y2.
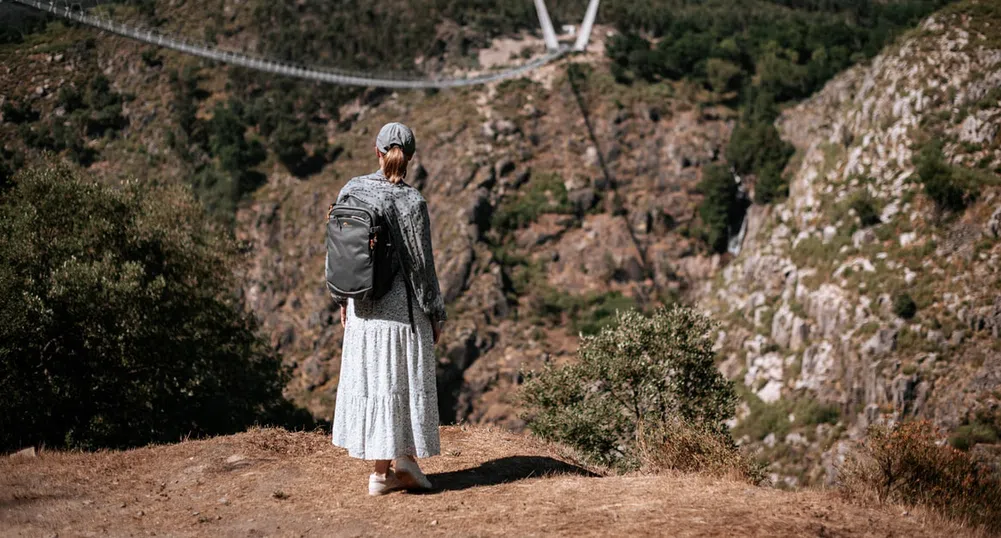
0 166 312 451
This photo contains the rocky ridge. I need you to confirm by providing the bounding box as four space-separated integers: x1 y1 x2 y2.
702 3 1001 486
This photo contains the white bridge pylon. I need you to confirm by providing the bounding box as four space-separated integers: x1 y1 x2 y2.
573 0 600 51
534 0 599 52
10 0 600 88
533 0 560 51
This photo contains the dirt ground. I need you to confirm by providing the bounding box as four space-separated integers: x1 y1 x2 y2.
0 426 980 537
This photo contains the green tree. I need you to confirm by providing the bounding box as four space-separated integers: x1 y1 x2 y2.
521 306 738 470
893 293 918 320
658 31 714 80
697 163 747 253
706 58 745 95
755 43 810 103
83 75 126 137
271 120 310 174
726 107 795 205
727 120 794 178
754 163 790 204
914 138 969 212
0 165 310 451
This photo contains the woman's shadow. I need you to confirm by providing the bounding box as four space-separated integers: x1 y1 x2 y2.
418 456 599 493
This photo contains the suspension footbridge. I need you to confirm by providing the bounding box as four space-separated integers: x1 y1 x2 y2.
6 0 600 89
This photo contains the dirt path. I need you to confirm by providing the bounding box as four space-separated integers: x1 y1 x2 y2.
0 427 976 537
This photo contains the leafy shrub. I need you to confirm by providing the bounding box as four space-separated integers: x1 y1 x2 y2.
531 289 639 336
949 422 999 452
207 103 267 174
0 149 20 192
141 48 163 68
753 164 790 205
838 421 1001 533
521 306 738 471
705 58 744 95
893 293 917 320
168 66 205 142
606 32 655 84
949 412 1001 452
82 75 126 137
734 395 791 442
696 163 748 253
19 123 96 166
166 77 269 220
796 400 841 427
0 165 311 451
734 394 840 442
492 172 572 234
57 86 85 114
727 117 795 204
848 189 881 227
657 31 714 80
271 120 309 171
914 138 971 212
1 99 40 124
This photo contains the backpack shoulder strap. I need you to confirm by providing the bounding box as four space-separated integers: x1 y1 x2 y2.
384 190 416 334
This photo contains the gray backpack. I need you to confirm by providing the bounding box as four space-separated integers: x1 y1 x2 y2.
325 195 414 330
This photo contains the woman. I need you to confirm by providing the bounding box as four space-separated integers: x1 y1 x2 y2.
330 122 447 495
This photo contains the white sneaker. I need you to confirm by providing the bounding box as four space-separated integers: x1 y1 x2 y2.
394 457 432 490
368 471 404 496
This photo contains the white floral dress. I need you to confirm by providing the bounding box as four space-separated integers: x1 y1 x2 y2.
329 171 445 460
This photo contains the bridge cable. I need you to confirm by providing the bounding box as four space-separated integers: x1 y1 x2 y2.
8 0 601 89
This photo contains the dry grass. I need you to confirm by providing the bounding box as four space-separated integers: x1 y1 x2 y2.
838 421 1001 535
0 425 982 537
636 422 764 484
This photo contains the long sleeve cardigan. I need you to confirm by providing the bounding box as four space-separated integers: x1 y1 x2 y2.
330 170 447 325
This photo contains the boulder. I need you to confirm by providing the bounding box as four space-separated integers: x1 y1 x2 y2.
988 205 1001 238
547 214 644 294
10 447 36 459
851 228 877 248
744 351 784 392
771 305 795 349
796 341 834 391
891 373 919 414
757 380 783 404
480 121 496 139
568 188 597 213
806 285 852 339
958 110 1000 145
494 158 516 178
861 328 897 358
494 119 519 136
789 317 810 351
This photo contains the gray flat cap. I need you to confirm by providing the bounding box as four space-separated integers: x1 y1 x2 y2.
376 122 416 157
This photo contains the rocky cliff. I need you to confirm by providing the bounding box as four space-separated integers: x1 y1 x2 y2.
236 46 732 426
701 2 1001 486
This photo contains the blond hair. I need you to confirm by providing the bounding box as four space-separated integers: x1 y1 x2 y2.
382 146 408 184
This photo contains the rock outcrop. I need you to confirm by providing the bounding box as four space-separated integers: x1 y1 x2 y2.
701 5 1001 484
